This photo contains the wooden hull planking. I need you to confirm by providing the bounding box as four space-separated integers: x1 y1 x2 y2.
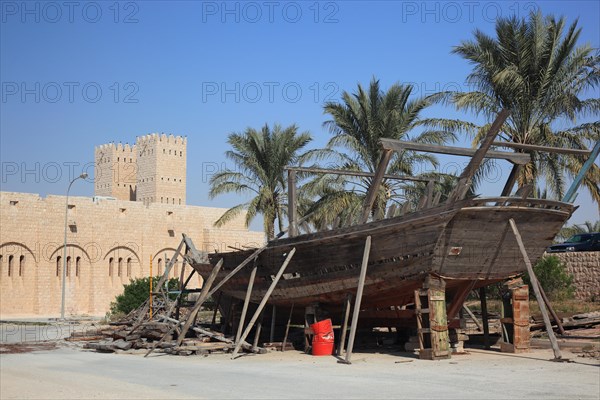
195 197 573 309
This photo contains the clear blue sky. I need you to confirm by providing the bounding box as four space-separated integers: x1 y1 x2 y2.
1 1 599 231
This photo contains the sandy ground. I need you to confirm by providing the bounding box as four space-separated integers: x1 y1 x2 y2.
1 339 599 400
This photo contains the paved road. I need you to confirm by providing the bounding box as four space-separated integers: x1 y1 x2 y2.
1 344 598 399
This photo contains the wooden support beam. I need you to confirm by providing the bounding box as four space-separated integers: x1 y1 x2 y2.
501 164 522 197
235 265 258 345
270 306 276 343
508 218 562 360
175 259 223 346
537 279 566 335
492 141 592 156
450 109 511 201
479 286 490 350
425 179 435 209
462 304 483 331
359 151 393 224
287 170 298 238
154 238 185 291
425 276 451 360
252 310 264 350
447 282 474 321
380 126 530 169
282 303 294 352
232 248 297 358
414 290 425 351
175 265 196 321
343 236 372 364
563 140 600 203
337 294 352 356
178 260 186 290
284 166 431 182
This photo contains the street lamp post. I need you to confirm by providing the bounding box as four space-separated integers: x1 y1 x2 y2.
61 172 88 320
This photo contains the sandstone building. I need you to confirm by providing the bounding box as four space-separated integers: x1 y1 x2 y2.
0 135 264 318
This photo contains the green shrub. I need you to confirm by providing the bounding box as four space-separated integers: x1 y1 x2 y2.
524 256 575 301
109 276 180 315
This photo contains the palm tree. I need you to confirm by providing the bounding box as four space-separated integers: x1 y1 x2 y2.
443 12 600 207
302 77 463 227
209 123 312 239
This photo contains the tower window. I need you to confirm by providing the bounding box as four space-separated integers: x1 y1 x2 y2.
118 257 123 277
157 258 163 276
56 256 61 277
8 255 14 276
109 257 114 276
66 256 71 277
127 258 132 277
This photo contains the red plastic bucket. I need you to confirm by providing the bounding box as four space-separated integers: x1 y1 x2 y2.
312 340 334 356
311 319 333 340
311 319 334 356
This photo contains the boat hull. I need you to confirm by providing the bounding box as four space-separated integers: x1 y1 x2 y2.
195 197 573 309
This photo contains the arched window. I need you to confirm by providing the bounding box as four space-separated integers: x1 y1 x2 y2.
8 255 14 277
127 258 132 277
66 256 71 277
109 257 114 276
157 258 163 276
19 255 25 276
118 258 123 277
56 256 61 277
76 256 81 277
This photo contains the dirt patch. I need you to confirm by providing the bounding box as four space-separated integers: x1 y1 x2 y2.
0 342 57 354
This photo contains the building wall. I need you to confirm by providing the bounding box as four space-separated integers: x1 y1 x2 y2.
552 251 600 301
0 191 264 318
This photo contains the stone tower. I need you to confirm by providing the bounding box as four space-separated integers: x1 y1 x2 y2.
135 133 187 205
94 142 137 201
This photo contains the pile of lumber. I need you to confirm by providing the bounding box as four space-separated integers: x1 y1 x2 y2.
531 311 600 338
79 323 244 356
70 297 267 357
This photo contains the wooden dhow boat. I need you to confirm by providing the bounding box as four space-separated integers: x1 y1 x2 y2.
164 110 597 359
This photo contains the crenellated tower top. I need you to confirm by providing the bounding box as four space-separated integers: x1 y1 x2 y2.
95 134 187 205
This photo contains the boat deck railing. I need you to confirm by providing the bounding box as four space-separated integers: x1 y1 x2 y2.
468 197 573 212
